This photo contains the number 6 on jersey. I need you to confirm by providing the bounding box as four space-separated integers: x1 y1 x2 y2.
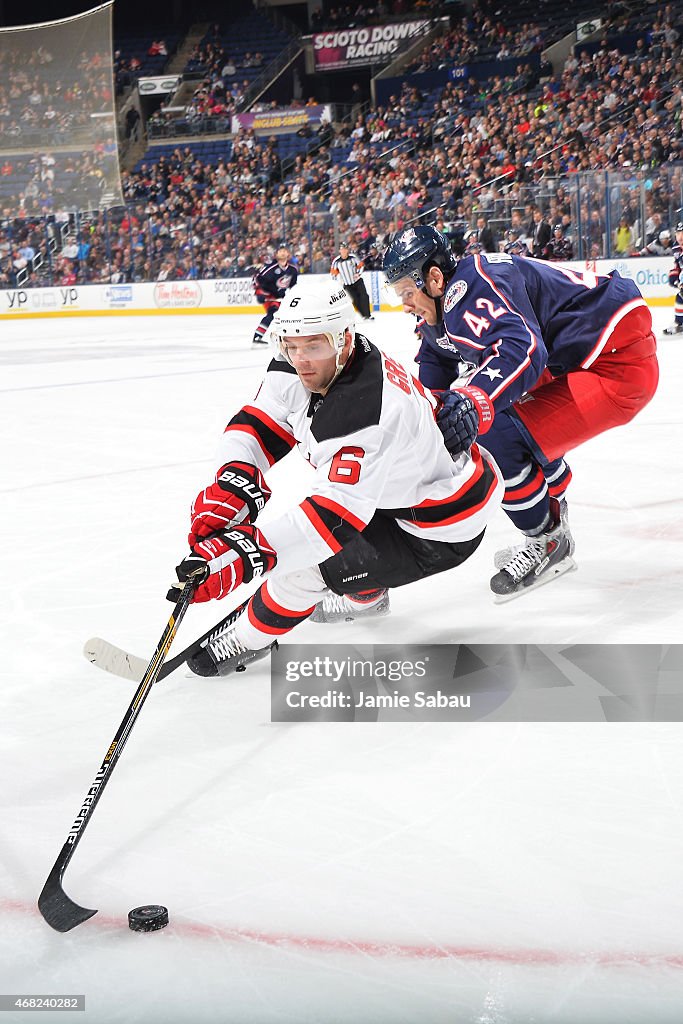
329 446 364 484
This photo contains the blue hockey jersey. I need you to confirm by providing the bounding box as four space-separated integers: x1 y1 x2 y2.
668 245 683 289
414 318 474 391
253 260 298 302
430 253 647 410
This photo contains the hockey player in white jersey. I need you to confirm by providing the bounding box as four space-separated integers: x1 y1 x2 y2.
169 279 503 675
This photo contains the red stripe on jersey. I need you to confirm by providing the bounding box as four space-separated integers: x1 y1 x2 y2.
310 494 367 533
260 580 316 619
412 445 486 508
406 447 499 527
505 466 546 501
242 405 297 449
548 469 572 496
411 376 438 417
223 423 277 466
246 584 315 636
300 500 344 554
409 476 499 527
247 599 285 635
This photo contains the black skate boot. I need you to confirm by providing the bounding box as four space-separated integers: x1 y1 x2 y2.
187 623 277 677
493 499 574 570
490 499 576 601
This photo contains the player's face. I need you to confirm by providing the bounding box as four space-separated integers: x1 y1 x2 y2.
281 333 340 393
277 248 289 266
676 230 683 246
390 276 438 324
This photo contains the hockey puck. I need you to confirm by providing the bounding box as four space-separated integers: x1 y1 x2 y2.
128 905 169 932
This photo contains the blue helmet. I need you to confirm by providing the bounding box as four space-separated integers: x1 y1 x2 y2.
382 225 459 290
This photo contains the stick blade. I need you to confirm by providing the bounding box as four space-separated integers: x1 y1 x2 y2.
38 865 97 932
83 637 146 682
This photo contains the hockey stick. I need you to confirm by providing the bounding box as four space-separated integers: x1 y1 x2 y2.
38 577 199 933
83 598 249 683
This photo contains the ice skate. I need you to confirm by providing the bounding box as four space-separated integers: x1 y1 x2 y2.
493 499 574 570
252 333 269 345
309 588 390 624
187 623 277 677
490 502 576 601
663 322 683 335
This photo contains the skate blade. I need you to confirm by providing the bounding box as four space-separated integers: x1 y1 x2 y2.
492 557 577 603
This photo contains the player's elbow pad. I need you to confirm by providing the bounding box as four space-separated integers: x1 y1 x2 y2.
452 385 495 435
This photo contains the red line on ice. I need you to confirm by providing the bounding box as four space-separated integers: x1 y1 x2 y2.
5 897 683 968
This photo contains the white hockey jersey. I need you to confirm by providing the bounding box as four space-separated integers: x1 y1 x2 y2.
214 336 503 577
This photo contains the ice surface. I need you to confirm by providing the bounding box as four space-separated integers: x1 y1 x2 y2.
1 308 682 1022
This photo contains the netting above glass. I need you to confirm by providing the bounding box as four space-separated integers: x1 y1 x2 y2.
0 2 123 216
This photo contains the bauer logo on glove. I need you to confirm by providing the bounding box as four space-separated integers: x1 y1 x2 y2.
188 461 271 546
218 467 263 497
168 525 277 604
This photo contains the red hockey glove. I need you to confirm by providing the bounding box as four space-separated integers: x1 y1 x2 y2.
169 526 277 604
188 462 271 547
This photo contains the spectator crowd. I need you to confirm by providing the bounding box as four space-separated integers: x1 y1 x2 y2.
0 43 115 147
2 0 683 289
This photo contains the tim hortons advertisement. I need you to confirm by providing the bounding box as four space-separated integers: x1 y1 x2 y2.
153 281 202 309
311 20 430 71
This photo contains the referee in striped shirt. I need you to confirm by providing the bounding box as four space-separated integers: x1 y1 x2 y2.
330 241 374 320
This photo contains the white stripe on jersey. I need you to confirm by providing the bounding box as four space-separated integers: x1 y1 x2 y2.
581 297 648 369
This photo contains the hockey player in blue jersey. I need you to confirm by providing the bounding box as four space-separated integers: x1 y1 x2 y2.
664 222 683 335
503 227 531 257
381 225 659 600
545 224 574 262
252 246 298 345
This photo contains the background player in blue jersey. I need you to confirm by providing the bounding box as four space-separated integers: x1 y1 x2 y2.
503 228 531 257
664 222 683 335
382 226 659 600
252 246 298 345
